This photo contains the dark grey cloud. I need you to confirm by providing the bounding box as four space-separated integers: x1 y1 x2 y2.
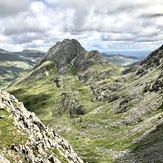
10 33 43 44
0 0 29 17
141 13 163 18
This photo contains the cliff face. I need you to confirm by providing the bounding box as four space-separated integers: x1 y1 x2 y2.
0 90 83 163
135 45 163 77
140 44 163 69
36 39 104 74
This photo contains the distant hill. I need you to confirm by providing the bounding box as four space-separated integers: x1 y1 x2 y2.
13 49 45 62
101 53 141 66
0 48 7 53
0 49 45 89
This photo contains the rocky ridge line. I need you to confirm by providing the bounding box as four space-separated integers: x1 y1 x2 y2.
36 39 104 74
0 90 83 163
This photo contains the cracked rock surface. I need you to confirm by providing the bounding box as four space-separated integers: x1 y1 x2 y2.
0 90 83 163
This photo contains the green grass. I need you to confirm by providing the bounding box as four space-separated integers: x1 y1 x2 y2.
5 61 136 162
7 61 100 121
6 58 163 162
0 58 33 89
0 110 27 149
47 148 68 163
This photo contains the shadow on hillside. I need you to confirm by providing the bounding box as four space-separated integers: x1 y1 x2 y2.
0 53 23 61
0 66 29 81
10 89 52 115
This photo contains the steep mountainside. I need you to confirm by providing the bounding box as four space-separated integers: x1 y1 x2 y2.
0 49 45 89
0 90 83 163
7 39 163 162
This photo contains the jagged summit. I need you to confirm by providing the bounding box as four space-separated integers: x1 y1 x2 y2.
36 39 104 74
42 39 86 61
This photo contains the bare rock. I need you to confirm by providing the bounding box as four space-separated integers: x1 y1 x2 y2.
0 90 83 163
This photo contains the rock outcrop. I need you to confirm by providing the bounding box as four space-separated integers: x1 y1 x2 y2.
136 44 163 76
36 39 104 74
0 90 83 163
140 45 163 68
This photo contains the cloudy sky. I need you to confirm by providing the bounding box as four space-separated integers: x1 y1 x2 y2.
0 0 163 52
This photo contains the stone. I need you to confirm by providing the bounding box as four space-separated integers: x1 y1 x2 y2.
108 94 120 103
0 155 10 163
0 90 83 163
151 80 163 92
34 39 104 75
10 144 19 152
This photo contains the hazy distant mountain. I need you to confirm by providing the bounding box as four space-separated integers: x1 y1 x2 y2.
0 49 45 89
101 53 141 66
7 39 162 162
104 50 152 59
0 48 7 53
13 49 45 62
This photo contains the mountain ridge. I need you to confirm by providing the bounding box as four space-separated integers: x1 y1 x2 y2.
6 39 163 162
36 39 104 74
140 44 163 68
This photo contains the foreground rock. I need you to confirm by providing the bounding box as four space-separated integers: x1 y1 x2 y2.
0 90 83 163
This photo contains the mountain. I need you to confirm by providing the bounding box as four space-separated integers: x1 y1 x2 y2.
7 39 163 162
36 39 103 74
0 90 83 163
0 48 7 53
101 53 140 66
0 50 45 89
140 44 163 69
13 49 45 62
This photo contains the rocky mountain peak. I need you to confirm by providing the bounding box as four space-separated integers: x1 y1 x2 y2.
37 39 103 74
46 39 86 60
39 39 85 72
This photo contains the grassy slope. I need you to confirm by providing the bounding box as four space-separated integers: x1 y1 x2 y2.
7 60 163 162
0 53 34 89
0 109 28 162
0 110 26 148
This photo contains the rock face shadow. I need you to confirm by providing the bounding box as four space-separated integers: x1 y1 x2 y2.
116 118 163 162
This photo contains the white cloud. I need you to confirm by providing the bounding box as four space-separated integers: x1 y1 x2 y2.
0 0 163 52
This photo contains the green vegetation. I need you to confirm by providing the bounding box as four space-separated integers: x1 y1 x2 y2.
0 53 34 89
6 52 163 162
0 110 27 149
0 49 45 89
47 148 68 163
158 103 163 110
